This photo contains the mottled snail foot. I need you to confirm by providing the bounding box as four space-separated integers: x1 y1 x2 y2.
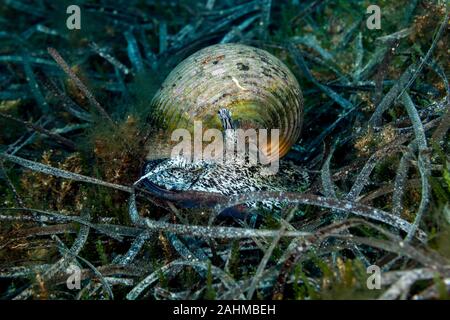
138 156 310 218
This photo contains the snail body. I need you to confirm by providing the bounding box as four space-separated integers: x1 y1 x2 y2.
142 43 308 207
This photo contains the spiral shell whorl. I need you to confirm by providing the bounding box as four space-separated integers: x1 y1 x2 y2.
150 43 303 160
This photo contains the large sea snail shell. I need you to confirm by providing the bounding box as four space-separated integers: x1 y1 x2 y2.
147 43 304 162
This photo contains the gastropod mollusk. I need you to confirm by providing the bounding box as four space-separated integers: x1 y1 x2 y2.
141 43 308 208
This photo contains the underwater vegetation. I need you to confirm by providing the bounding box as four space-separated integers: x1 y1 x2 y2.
0 0 449 300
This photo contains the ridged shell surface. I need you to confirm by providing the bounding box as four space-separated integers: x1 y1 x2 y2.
150 43 303 160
